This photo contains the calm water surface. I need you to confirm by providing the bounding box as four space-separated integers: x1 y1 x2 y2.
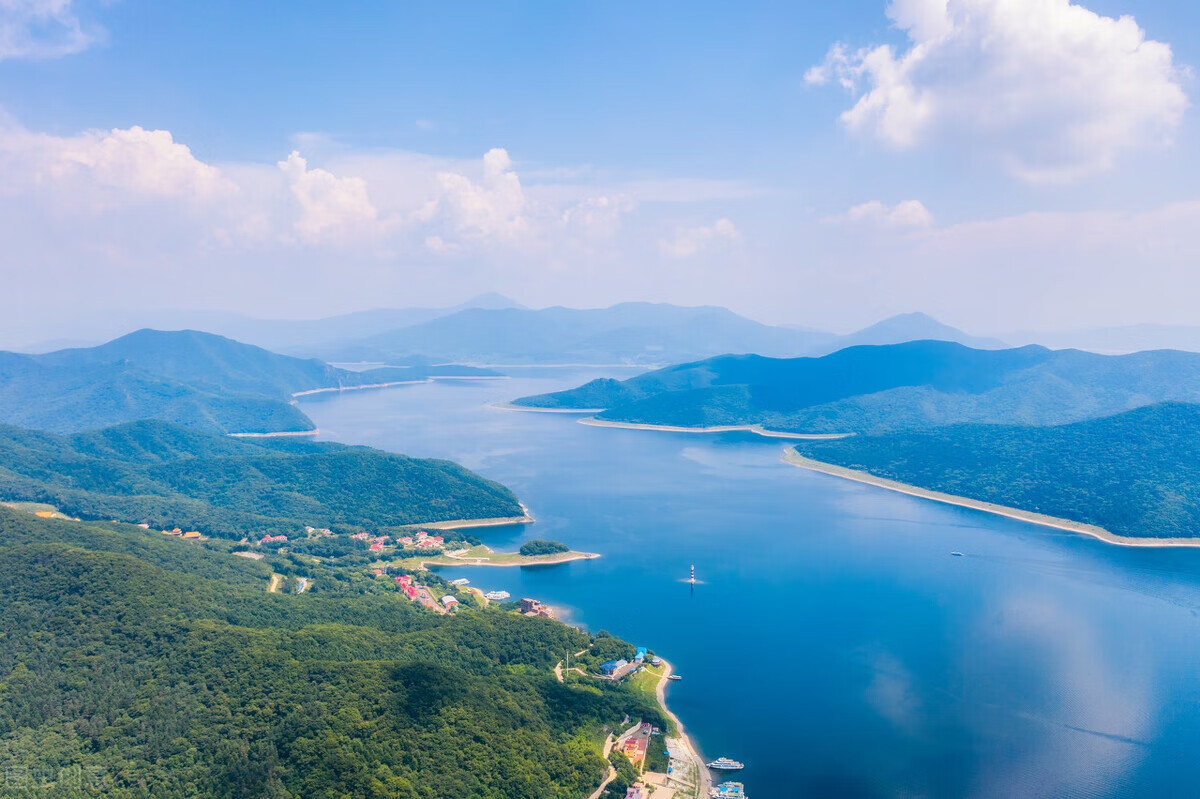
302 370 1200 798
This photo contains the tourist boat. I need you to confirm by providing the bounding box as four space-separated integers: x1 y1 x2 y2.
950 551 964 557
667 674 682 681
710 782 747 798
706 757 744 771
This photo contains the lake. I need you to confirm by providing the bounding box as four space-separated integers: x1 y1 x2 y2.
301 369 1200 798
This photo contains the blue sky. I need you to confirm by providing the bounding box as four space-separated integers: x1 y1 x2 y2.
2 0 1199 343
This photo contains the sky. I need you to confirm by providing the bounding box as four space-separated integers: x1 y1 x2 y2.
2 0 1200 344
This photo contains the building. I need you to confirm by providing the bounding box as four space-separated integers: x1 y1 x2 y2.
624 785 647 799
441 595 459 609
183 531 201 539
635 647 647 662
260 534 287 543
521 598 543 614
369 542 384 551
600 659 629 676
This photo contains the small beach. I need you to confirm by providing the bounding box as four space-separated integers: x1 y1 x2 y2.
579 416 851 440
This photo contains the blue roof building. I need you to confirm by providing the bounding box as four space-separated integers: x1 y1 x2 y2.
635 647 647 661
600 659 629 675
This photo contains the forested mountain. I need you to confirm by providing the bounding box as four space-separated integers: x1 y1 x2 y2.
791 402 1200 540
0 329 498 434
0 419 523 536
0 507 658 797
513 341 1200 433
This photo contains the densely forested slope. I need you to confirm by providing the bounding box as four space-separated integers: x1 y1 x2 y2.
514 342 1200 433
793 402 1200 539
0 329 498 434
0 508 658 798
0 420 523 536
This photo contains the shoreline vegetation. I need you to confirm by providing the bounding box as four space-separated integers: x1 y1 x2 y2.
781 448 1200 549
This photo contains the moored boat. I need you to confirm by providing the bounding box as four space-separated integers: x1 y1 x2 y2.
706 757 744 771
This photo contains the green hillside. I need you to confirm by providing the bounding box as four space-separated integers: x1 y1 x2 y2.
0 419 523 537
792 402 1200 540
0 329 499 435
514 342 1200 433
0 508 658 797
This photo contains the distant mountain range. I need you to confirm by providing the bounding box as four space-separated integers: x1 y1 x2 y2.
9 293 526 354
0 329 498 435
12 294 1016 366
299 304 1002 366
791 402 1200 540
513 340 1200 433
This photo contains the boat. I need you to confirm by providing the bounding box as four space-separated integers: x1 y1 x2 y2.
668 674 682 681
950 551 964 557
710 782 747 798
706 757 744 771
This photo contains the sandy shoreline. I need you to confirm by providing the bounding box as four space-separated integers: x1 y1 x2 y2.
419 550 601 568
579 416 852 440
781 449 1200 549
492 402 608 414
403 513 534 530
228 429 320 438
656 658 712 798
293 374 508 399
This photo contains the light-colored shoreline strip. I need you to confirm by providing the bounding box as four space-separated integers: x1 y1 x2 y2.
656 658 712 799
579 416 852 440
401 514 535 530
491 402 608 414
229 429 320 438
781 448 1200 549
416 551 601 569
292 375 511 399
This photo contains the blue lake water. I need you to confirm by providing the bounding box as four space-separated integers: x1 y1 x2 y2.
301 369 1200 798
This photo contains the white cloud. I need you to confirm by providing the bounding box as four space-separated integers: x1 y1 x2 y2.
831 199 933 228
0 121 235 202
277 151 383 245
429 147 529 244
0 0 96 60
807 0 1188 182
659 217 740 258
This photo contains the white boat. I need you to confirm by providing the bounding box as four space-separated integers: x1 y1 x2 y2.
706 757 744 771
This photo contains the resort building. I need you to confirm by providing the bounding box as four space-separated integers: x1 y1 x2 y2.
441 595 459 609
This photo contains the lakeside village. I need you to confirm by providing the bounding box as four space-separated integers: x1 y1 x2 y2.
35 507 749 797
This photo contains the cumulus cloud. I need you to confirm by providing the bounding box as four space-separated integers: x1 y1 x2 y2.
659 217 740 258
0 0 96 60
429 147 529 244
832 199 933 228
277 151 383 245
0 121 235 202
806 0 1189 182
